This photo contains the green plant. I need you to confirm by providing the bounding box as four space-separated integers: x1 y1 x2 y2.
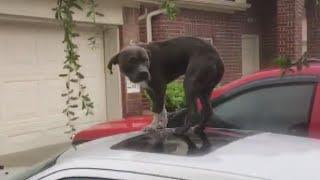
274 52 309 76
161 0 178 20
142 81 185 112
165 81 186 112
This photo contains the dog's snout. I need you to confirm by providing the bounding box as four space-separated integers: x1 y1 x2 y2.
137 71 149 81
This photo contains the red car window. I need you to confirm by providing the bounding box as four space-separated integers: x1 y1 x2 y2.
211 83 315 136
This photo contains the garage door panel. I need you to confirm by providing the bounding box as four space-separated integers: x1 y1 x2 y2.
2 81 40 122
81 77 107 122
77 34 104 77
2 119 62 136
0 28 37 67
0 22 107 137
38 114 66 130
35 26 66 78
6 36 37 66
36 36 65 66
39 79 64 116
0 68 42 79
0 38 8 62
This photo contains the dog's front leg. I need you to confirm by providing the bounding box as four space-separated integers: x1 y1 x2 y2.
144 106 168 131
144 87 167 131
153 105 168 128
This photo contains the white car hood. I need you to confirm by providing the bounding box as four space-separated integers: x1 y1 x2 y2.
197 133 320 180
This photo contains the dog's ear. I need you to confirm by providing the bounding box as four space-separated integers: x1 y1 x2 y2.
107 53 119 74
129 40 152 59
135 42 152 58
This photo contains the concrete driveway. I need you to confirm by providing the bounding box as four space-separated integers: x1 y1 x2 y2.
0 142 70 179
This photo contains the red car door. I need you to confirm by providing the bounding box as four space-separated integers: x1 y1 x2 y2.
309 83 320 138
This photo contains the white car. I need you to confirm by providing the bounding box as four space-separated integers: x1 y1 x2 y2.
9 128 320 180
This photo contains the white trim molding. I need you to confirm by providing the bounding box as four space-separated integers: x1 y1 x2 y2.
135 0 251 13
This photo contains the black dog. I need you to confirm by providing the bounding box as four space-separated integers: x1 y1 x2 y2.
108 37 224 134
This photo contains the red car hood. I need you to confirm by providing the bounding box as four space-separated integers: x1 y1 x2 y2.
73 116 152 143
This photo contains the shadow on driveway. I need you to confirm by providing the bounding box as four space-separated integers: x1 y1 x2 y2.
0 142 70 167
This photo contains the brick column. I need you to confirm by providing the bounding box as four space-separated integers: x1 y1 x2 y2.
277 0 305 60
121 7 143 117
306 1 320 58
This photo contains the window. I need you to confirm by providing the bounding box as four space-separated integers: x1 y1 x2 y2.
212 84 314 136
302 15 308 53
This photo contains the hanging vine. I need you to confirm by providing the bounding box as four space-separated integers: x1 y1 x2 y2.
53 0 102 134
53 0 175 135
86 0 104 49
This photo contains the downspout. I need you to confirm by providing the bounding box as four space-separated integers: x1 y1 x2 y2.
139 9 165 43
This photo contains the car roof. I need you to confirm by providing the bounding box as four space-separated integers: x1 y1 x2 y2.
212 63 320 99
40 128 320 180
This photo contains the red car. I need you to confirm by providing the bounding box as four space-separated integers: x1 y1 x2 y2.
73 62 320 144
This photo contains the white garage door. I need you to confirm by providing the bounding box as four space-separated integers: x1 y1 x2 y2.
0 20 107 137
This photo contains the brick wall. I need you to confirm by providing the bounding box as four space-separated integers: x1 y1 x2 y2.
141 8 247 84
277 0 305 60
137 6 260 113
122 1 301 116
306 1 320 58
121 1 320 117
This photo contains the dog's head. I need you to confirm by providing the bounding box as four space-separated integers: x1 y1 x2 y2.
107 44 151 83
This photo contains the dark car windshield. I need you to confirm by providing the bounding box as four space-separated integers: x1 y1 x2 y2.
111 128 257 156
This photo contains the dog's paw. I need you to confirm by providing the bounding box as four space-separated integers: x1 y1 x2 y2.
144 113 168 132
191 125 205 134
143 124 165 133
143 127 169 139
143 125 158 132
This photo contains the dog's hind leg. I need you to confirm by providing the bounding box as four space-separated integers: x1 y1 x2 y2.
193 92 213 133
174 78 197 135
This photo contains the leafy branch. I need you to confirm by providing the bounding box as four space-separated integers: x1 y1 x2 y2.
86 0 104 49
161 0 178 20
274 53 309 76
54 0 97 135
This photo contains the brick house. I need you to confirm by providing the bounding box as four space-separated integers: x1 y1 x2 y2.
0 0 318 155
120 0 320 117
